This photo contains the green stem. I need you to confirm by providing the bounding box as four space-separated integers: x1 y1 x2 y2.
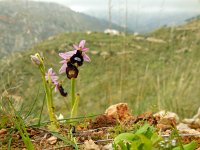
71 78 76 107
40 66 59 131
46 87 59 130
70 94 80 118
16 120 34 150
173 126 184 150
9 101 34 150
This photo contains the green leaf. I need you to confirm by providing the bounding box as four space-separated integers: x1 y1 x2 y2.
173 141 197 150
145 127 154 139
131 141 141 150
51 132 78 150
112 143 118 150
118 141 129 150
7 138 12 150
137 134 152 150
0 116 8 128
135 124 154 139
114 133 135 144
151 132 162 146
135 124 150 135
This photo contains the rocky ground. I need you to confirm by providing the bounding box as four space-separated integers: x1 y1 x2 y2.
1 103 200 149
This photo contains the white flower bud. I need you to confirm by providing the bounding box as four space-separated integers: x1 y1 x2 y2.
30 53 43 65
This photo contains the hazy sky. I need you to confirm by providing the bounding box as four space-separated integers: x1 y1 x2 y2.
31 0 200 13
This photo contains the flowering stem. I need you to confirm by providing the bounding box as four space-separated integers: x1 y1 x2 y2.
46 84 59 131
70 78 79 119
71 78 76 107
40 66 59 131
70 94 80 119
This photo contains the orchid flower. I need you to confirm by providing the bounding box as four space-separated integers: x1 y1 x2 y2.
73 40 91 62
45 68 59 85
45 68 68 96
59 50 76 74
73 40 88 52
58 40 91 119
58 40 91 74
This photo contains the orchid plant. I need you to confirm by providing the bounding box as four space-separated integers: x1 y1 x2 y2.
30 40 90 130
59 40 90 118
30 53 60 131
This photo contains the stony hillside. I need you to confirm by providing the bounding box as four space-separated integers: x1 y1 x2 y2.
1 18 200 119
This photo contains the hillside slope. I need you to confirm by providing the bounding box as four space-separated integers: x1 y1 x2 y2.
1 19 200 119
0 1 124 57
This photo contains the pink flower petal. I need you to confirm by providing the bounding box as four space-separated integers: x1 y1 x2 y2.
59 53 68 59
51 76 59 81
59 51 76 60
82 48 89 52
53 80 59 85
51 72 56 76
45 68 59 84
48 68 53 74
66 50 77 57
59 63 67 74
83 53 91 62
55 84 59 92
79 40 85 48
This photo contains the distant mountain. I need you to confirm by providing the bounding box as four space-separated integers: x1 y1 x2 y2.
185 14 200 22
84 9 200 33
0 1 125 57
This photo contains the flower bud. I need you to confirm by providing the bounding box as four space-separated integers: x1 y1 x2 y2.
30 53 43 65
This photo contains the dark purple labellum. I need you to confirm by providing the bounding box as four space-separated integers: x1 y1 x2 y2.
58 84 68 97
66 62 79 79
70 50 84 66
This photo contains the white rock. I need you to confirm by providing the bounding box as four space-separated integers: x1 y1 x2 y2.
56 113 65 123
102 143 113 150
177 123 190 130
47 136 57 145
183 107 200 128
104 29 119 35
105 103 131 121
154 110 179 123
192 107 200 119
83 140 100 150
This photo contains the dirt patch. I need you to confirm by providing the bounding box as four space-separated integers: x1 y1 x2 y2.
88 114 116 129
